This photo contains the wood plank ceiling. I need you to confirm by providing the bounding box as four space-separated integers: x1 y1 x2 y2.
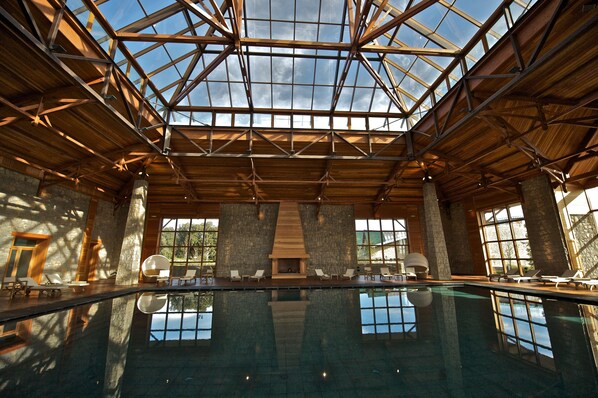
0 0 596 212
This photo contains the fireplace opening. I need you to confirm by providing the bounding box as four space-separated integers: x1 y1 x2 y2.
278 258 300 273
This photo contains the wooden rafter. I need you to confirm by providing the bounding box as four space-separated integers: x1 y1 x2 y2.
174 0 232 38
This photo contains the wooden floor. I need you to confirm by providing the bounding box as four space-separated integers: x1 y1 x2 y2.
1 275 596 322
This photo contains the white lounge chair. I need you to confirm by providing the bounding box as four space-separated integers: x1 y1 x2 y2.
315 269 331 280
540 269 582 288
380 267 393 280
45 273 89 291
341 268 355 280
179 269 198 285
508 269 542 283
404 267 418 280
250 269 265 282
582 280 598 290
156 269 171 285
18 277 69 297
488 268 519 281
230 270 242 282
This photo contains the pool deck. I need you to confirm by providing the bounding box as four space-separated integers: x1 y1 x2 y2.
1 275 597 322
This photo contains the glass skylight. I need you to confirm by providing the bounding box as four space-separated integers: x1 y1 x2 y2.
68 0 538 129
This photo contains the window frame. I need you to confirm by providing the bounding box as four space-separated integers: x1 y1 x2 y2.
478 203 532 276
355 218 409 271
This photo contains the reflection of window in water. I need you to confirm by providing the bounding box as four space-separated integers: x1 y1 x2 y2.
0 320 31 354
491 291 555 370
149 293 213 345
359 289 416 340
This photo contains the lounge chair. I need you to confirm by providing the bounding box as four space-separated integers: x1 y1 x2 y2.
315 269 331 280
539 269 582 288
18 277 69 296
156 269 171 285
404 267 418 280
1 276 23 298
250 269 265 282
201 267 214 284
179 269 198 285
508 269 542 283
341 268 355 280
380 267 393 280
230 270 242 282
363 266 374 280
45 273 90 291
581 280 598 290
488 268 519 281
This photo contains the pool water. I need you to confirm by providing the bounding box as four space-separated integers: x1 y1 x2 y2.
0 286 597 397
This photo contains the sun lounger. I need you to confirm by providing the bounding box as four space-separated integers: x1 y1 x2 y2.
230 270 242 282
18 277 69 297
539 269 582 288
508 269 542 283
315 269 331 280
380 267 393 280
581 280 598 290
488 268 519 281
45 273 89 291
250 269 265 282
179 269 198 285
341 268 356 280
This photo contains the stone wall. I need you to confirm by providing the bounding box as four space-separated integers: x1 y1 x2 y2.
92 200 129 279
216 203 358 277
0 167 88 280
521 174 570 275
216 203 278 277
300 204 357 274
0 167 127 281
442 202 475 275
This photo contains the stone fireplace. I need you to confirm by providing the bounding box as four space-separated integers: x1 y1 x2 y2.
270 202 309 279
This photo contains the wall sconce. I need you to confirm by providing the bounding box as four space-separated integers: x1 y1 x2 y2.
258 210 265 221
317 213 325 224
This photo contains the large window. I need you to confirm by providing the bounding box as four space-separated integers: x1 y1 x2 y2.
555 186 598 278
149 292 213 346
158 218 219 273
359 289 416 340
491 291 554 371
355 219 409 270
478 204 532 276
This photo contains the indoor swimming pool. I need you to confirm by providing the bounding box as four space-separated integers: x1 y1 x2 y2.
0 286 596 397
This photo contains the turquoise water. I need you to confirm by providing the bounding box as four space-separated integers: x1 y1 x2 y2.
0 286 597 397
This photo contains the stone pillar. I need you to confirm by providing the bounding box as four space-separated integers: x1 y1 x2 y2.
520 174 570 275
103 295 136 398
115 179 148 285
443 202 474 275
422 182 452 280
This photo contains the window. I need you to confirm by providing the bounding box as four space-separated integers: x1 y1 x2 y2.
555 186 598 278
355 219 409 270
158 218 219 274
491 291 555 371
359 289 416 340
149 292 213 346
478 204 532 276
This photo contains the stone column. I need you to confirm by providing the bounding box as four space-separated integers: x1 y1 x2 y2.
115 179 148 285
443 202 475 275
103 295 136 398
422 182 452 280
520 174 570 275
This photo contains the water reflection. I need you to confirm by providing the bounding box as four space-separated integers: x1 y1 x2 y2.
0 287 596 397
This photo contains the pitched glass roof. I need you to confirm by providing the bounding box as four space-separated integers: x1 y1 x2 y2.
67 0 537 130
